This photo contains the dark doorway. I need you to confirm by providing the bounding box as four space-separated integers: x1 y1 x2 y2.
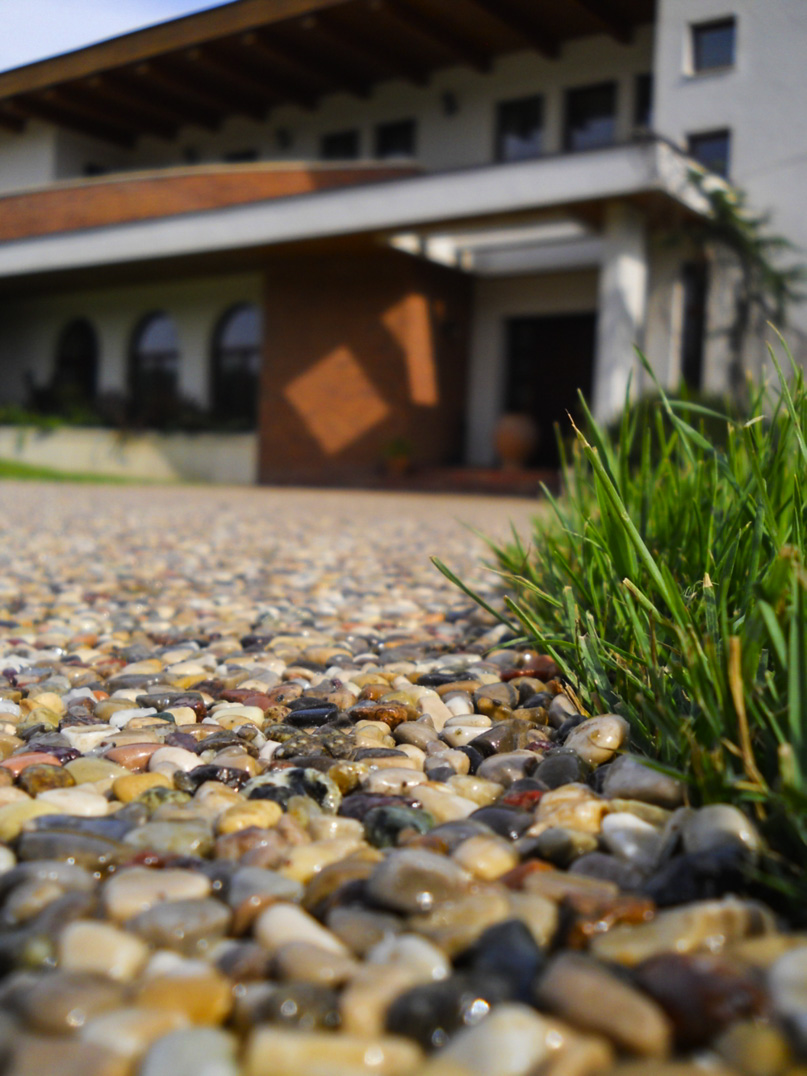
504 312 597 467
54 318 98 405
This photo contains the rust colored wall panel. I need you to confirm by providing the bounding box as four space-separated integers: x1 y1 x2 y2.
258 248 471 484
0 165 415 243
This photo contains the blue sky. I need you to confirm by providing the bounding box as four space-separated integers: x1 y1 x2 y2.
0 1 231 73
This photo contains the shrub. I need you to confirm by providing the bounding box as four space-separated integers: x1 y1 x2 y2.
435 335 807 881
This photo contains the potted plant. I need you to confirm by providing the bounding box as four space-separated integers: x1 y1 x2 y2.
382 435 414 478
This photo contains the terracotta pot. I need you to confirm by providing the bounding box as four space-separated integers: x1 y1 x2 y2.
384 455 411 478
494 412 539 470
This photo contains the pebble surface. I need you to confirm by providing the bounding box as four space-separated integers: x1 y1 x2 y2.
0 484 801 1076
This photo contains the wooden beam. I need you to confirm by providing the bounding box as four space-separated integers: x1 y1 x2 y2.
0 0 354 102
182 48 274 118
570 0 634 43
62 83 178 140
382 0 492 73
11 94 135 146
268 26 373 98
464 0 560 59
112 68 221 131
133 62 235 124
316 12 431 86
203 40 318 110
240 32 331 95
84 75 186 136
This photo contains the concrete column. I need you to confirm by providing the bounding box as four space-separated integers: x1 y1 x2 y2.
592 201 648 423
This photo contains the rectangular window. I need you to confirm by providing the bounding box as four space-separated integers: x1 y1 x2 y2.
375 119 416 159
320 130 360 160
223 149 259 163
634 74 653 130
564 82 617 152
496 95 544 162
688 128 731 177
691 17 736 72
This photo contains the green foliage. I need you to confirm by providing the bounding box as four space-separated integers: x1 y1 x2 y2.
684 169 806 393
436 334 807 871
687 168 806 328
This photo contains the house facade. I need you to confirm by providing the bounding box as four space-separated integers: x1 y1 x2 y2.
0 0 804 483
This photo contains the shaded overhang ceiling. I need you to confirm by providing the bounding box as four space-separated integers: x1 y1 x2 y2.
0 0 655 147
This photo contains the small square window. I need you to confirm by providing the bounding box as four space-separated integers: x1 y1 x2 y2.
320 130 360 160
691 17 736 72
634 74 653 130
564 82 617 152
688 128 731 177
375 119 416 159
496 95 544 162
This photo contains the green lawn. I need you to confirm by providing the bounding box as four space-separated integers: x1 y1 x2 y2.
0 458 157 484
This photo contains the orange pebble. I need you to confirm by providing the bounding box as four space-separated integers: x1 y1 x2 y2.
1 752 63 776
104 743 164 771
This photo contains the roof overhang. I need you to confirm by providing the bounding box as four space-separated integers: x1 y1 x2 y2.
0 140 707 286
0 0 655 145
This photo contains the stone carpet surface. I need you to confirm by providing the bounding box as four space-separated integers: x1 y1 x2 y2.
0 483 802 1076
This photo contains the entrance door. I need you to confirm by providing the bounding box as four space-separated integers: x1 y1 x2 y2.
504 312 596 467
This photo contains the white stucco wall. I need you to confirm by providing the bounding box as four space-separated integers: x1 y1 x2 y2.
0 272 261 408
0 123 57 193
0 426 257 483
653 0 807 369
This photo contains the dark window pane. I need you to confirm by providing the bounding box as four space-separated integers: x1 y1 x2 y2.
375 119 416 159
564 82 617 152
320 130 360 160
634 74 653 129
688 129 731 177
54 319 98 403
496 95 544 162
129 312 180 421
692 18 736 71
223 149 259 163
681 262 709 390
212 303 262 427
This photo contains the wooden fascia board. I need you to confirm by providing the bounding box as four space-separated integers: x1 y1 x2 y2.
0 0 354 102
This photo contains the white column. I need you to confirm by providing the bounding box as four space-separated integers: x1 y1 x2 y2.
592 201 648 423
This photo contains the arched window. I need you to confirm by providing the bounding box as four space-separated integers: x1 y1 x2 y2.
54 318 98 403
211 303 262 426
129 312 180 417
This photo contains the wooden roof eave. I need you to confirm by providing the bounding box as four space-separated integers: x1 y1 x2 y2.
0 0 353 101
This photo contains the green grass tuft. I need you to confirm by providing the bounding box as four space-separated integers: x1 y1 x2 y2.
436 333 807 880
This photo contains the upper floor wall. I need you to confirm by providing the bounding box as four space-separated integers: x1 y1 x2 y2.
0 28 655 189
0 122 56 194
131 29 655 174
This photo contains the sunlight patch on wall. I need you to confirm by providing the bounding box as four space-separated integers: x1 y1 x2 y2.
283 346 390 455
382 292 438 407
